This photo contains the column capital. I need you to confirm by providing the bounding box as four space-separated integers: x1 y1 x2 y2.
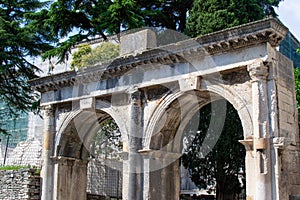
247 59 269 82
126 86 141 104
44 105 55 117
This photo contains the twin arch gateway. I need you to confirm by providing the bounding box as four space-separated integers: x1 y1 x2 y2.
30 18 300 200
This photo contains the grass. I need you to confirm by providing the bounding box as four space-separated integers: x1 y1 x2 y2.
0 165 31 171
0 165 41 174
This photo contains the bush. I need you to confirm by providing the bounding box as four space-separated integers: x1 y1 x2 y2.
71 42 119 70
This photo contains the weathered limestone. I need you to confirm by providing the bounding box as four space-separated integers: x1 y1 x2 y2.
0 169 40 200
123 89 144 200
53 157 88 200
29 18 300 200
41 105 55 200
3 139 42 167
120 29 157 56
247 60 272 200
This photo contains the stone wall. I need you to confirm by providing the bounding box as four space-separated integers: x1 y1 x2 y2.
0 139 42 167
0 169 40 200
275 50 300 198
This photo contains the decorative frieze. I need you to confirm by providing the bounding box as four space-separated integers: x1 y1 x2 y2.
29 18 288 95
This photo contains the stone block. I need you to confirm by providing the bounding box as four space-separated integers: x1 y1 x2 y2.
80 97 95 109
120 29 157 56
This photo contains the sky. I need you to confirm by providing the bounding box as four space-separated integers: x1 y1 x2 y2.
276 0 300 40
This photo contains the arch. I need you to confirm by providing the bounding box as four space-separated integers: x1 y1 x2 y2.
144 83 253 151
55 100 125 160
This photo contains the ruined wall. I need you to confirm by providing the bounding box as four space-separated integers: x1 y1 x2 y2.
0 169 40 200
1 139 42 167
275 52 298 142
274 51 300 198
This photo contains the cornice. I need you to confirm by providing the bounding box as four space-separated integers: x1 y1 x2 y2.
197 17 288 54
29 71 76 93
30 17 288 93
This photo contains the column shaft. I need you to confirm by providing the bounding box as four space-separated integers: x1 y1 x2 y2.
248 60 272 200
41 105 55 200
53 157 88 200
123 89 143 200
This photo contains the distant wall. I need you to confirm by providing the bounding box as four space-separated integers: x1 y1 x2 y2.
87 159 122 199
0 139 42 167
0 169 40 200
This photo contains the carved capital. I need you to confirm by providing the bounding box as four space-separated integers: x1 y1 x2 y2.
44 105 55 118
247 60 269 82
273 137 287 150
126 86 141 104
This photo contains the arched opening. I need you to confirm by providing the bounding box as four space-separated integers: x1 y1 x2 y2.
54 109 123 200
87 118 123 199
181 100 246 200
147 89 249 200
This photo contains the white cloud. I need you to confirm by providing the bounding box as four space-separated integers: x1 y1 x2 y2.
276 0 300 40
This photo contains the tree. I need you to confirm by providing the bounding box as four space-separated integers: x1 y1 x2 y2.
182 101 245 199
70 44 92 70
186 0 283 37
71 42 119 70
82 42 119 67
137 0 193 32
294 65 300 137
29 0 143 63
89 119 122 160
29 0 194 63
0 0 52 134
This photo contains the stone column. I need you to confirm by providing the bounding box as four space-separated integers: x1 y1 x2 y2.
123 89 143 200
141 150 180 200
247 60 273 200
155 155 180 200
41 105 55 200
52 157 88 200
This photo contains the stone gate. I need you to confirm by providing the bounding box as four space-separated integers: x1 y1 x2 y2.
30 18 300 200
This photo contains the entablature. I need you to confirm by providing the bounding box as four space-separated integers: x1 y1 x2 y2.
30 18 288 98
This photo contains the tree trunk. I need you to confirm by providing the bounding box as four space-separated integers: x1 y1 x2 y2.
216 182 224 200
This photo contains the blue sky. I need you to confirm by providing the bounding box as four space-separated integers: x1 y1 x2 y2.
276 0 300 40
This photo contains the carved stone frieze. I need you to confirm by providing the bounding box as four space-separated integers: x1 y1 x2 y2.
29 71 76 93
197 17 287 54
221 67 251 85
247 59 269 82
29 18 288 94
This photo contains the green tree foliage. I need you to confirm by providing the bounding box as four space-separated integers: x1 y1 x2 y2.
182 101 245 199
82 42 119 67
186 0 283 37
71 42 119 70
29 0 143 63
138 0 193 32
70 44 91 70
0 0 52 134
294 67 300 136
30 0 193 63
89 119 122 160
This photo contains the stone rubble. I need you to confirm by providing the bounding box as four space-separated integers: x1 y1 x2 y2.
0 169 40 200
